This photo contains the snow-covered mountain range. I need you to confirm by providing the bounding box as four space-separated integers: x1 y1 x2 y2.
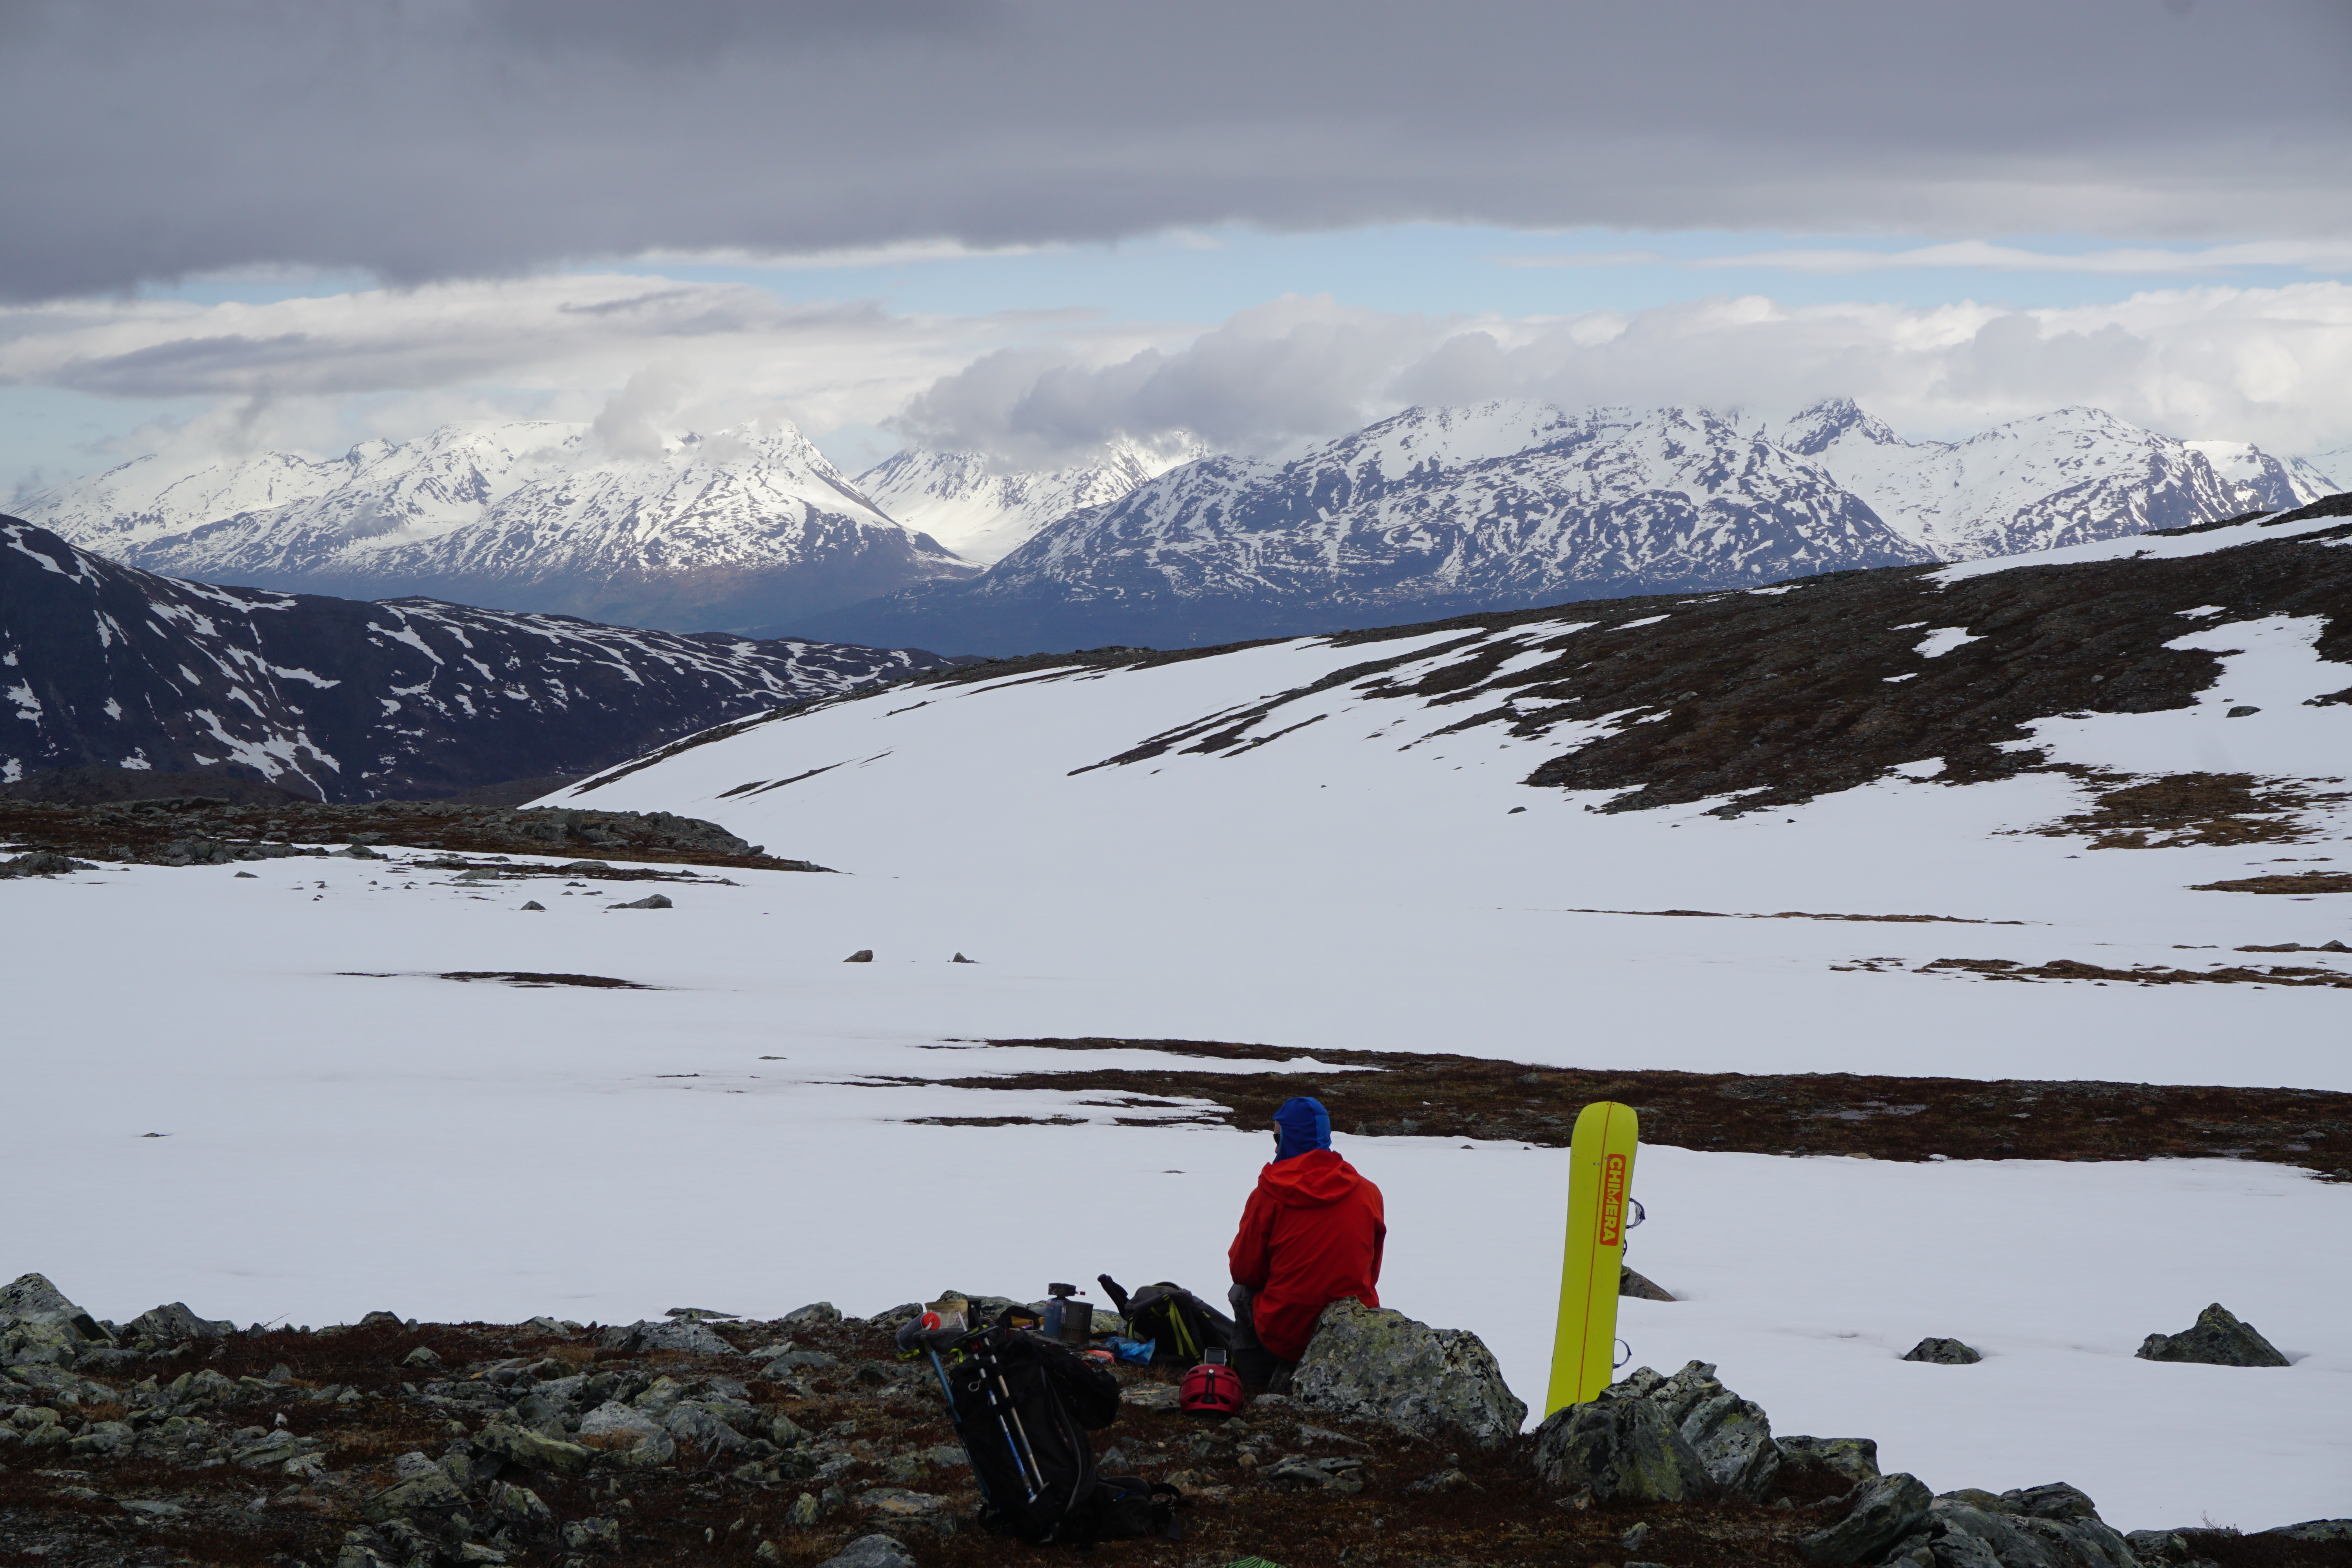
851 439 1199 566
807 400 2337 652
16 421 975 634
20 403 2337 654
0 518 962 799
1772 400 2333 560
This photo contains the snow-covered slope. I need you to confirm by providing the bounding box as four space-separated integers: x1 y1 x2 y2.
0 518 962 797
1775 400 2312 559
2298 440 2350 491
812 403 1932 652
2184 440 2337 513
854 439 1197 565
18 421 976 633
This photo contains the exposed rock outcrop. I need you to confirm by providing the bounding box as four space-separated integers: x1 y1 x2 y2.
1292 1297 1526 1450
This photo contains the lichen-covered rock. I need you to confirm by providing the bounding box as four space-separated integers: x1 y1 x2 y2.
0 1274 113 1366
1529 1388 1712 1502
2265 1521 2352 1543
2136 1303 2289 1367
1914 1496 2138 1568
2123 1528 2196 1563
486 1481 552 1526
125 1302 237 1344
818 1536 918 1568
596 1318 733 1355
579 1400 663 1442
1903 1338 1982 1365
662 1401 751 1456
782 1302 843 1330
1799 1472 1933 1563
474 1421 592 1474
1644 1361 1782 1499
1291 1297 1526 1450
2001 1482 2102 1521
1779 1434 1881 1485
361 1465 466 1524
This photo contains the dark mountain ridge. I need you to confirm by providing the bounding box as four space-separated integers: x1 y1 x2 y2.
0 519 962 802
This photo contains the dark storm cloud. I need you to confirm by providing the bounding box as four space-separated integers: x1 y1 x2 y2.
2 0 2347 300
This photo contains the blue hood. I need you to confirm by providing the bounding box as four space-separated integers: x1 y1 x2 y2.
1273 1096 1332 1161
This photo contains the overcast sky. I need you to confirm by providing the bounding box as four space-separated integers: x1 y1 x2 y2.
4 0 2349 494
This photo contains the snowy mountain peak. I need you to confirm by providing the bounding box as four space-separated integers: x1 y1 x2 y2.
16 416 974 633
1773 397 1906 456
1784 404 2316 560
856 436 1201 564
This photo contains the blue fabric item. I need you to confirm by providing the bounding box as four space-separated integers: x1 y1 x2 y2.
1273 1096 1332 1161
1106 1336 1156 1367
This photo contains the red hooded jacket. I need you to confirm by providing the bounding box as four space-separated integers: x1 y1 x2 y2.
1227 1149 1385 1362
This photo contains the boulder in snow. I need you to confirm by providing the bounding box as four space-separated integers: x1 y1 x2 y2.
1902 1337 1982 1365
2136 1303 2288 1367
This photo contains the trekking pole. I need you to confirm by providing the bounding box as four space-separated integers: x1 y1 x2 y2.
929 1347 1009 1514
969 1339 1045 1500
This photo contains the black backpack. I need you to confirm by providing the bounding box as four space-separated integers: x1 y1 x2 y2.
1101 1277 1239 1367
943 1323 1179 1545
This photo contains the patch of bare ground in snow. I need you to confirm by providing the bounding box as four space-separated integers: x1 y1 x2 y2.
2190 871 2352 894
2023 771 2350 849
1916 957 2352 989
0 797 828 873
866 1040 2352 1181
1555 907 2029 924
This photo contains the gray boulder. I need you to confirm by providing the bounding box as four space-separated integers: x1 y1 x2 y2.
0 851 94 878
579 1400 664 1442
1621 1267 1677 1301
2266 1521 2352 1543
781 1302 843 1329
474 1421 593 1474
1635 1361 1782 1499
1291 1297 1526 1450
663 1401 751 1456
1530 1387 1712 1502
597 1318 733 1355
1780 1435 1881 1484
126 1302 237 1343
1908 1494 2138 1568
2136 1303 2289 1367
2001 1483 2102 1521
608 893 673 910
2123 1529 2197 1564
1904 1338 1982 1365
1798 1472 1933 1563
817 1537 917 1568
0 1274 113 1366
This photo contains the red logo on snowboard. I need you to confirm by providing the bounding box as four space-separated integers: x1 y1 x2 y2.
1597 1153 1628 1247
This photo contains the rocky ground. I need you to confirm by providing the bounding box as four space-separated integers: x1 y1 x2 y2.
0 799 828 875
887 1040 2352 1184
3 1276 2345 1568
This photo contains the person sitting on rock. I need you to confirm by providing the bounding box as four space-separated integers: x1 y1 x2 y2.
1227 1096 1385 1390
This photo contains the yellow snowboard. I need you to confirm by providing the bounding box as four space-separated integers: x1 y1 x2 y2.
1544 1100 1640 1417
